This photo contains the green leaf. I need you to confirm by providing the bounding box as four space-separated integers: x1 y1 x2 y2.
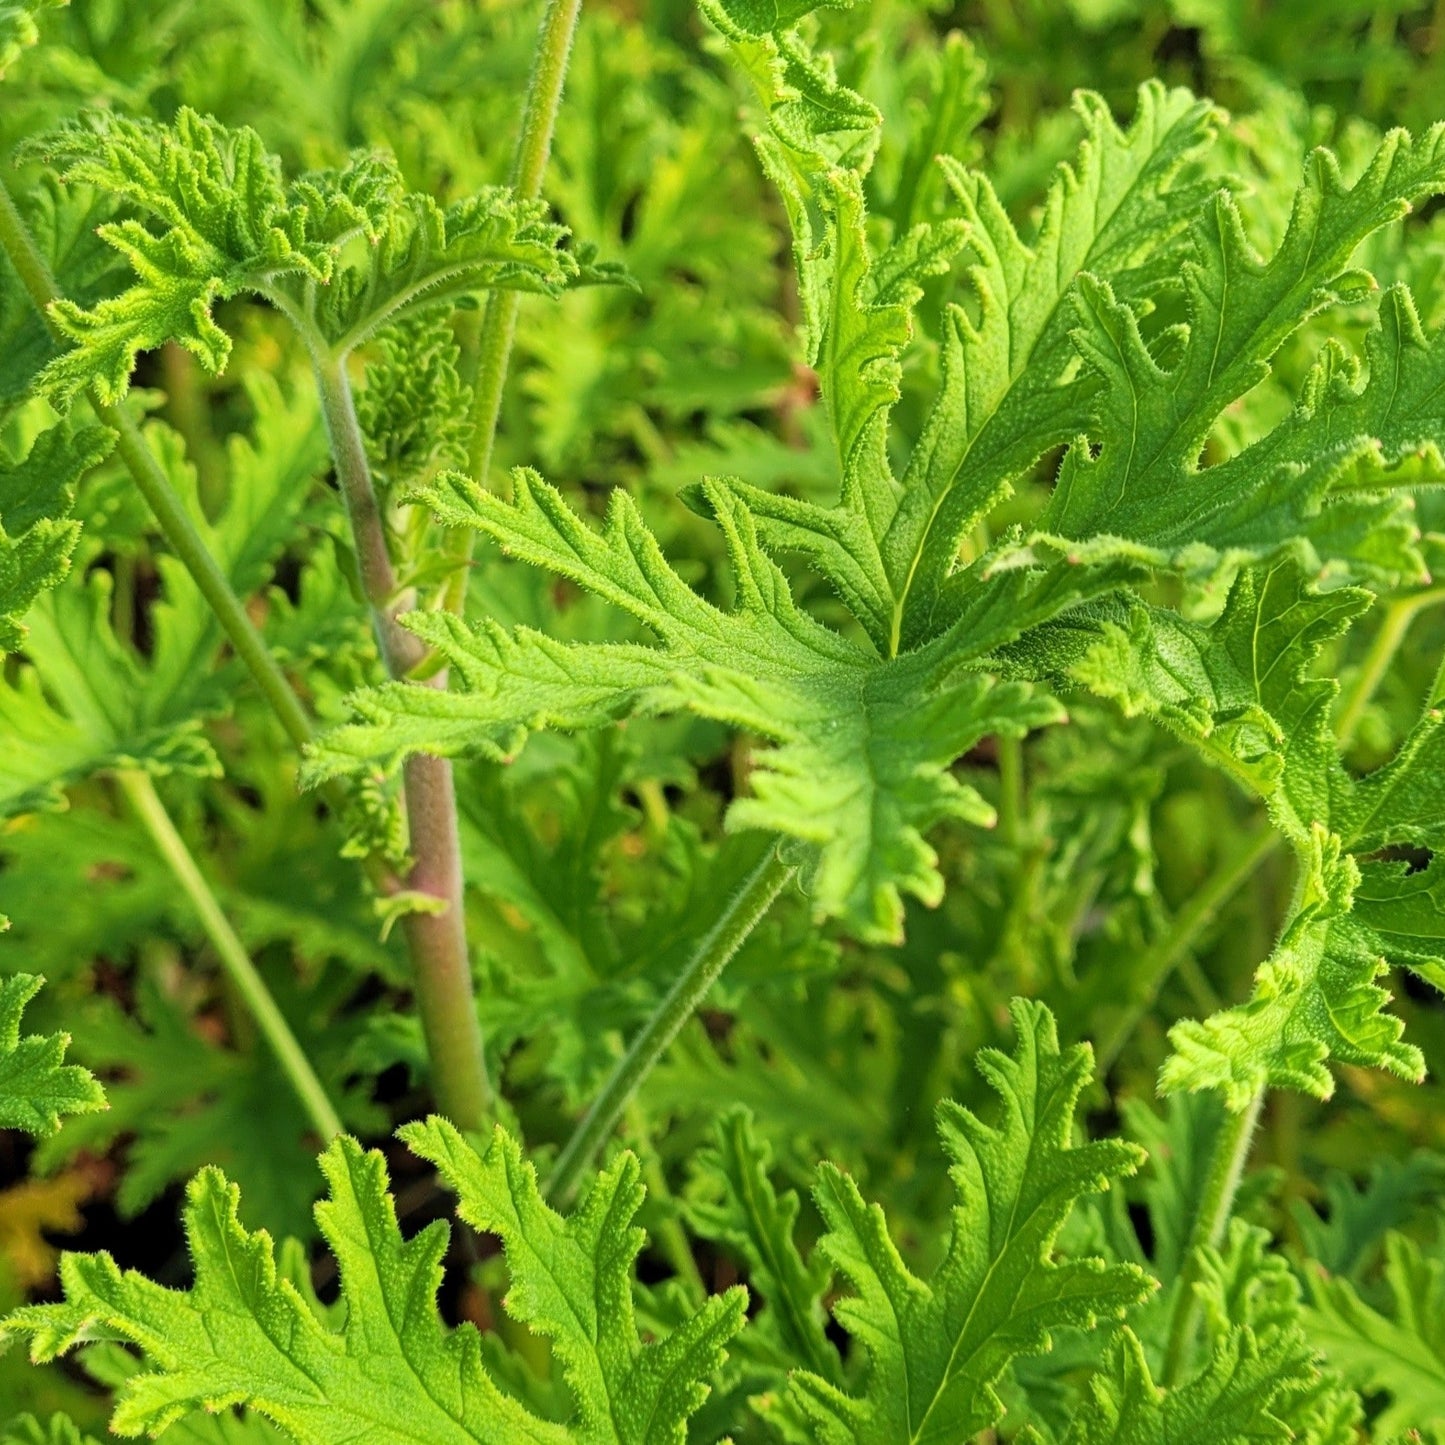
787 998 1151 1443
0 973 104 1138
404 1116 748 1445
0 381 323 816
1037 559 1363 845
1030 552 1445 1102
686 1106 841 1383
0 1415 102 1445
0 421 110 654
6 1126 744 1442
703 0 857 39
1291 1147 1445 1280
1341 697 1445 852
1192 1224 1362 1444
1159 825 1423 1108
0 180 124 410
1040 128 1445 586
1062 1328 1308 1445
701 0 879 174
1350 856 1445 987
731 81 1219 655
1305 1231 1445 1437
356 312 471 495
0 567 223 814
26 108 582 400
31 978 351 1242
1117 1092 1234 1288
306 468 1060 942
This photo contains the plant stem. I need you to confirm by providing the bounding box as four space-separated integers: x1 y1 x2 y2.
117 770 343 1141
1334 586 1445 748
1160 1089 1264 1386
446 0 582 614
5 172 484 1124
311 350 490 1130
0 179 315 753
546 847 796 1207
108 405 317 746
0 180 57 316
311 352 422 673
1094 824 1278 1076
398 750 489 1128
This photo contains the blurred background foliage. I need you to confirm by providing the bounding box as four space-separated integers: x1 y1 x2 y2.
4 0 1445 1433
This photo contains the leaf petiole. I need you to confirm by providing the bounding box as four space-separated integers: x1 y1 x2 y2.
1159 1087 1265 1385
1334 586 1445 748
116 770 343 1142
446 0 583 616
546 844 796 1206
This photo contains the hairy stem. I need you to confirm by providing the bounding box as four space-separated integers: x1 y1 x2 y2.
0 180 57 317
445 0 582 614
1160 1089 1265 1386
546 847 796 1207
1094 823 1278 1076
5 172 481 1123
117 770 343 1141
1334 586 1445 747
311 351 490 1130
311 353 421 674
0 180 315 751
398 751 489 1128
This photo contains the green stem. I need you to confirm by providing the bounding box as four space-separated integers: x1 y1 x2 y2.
0 179 58 316
546 847 795 1207
108 405 316 747
1334 587 1445 748
1160 1089 1264 1386
0 179 315 753
5 172 476 1125
310 350 490 1131
117 770 343 1141
446 0 582 614
1094 824 1278 1076
311 352 421 673
399 750 490 1129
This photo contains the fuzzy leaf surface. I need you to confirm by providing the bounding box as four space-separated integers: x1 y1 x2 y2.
1062 1328 1307 1445
308 469 1061 942
686 1106 841 1382
404 1117 747 1445
6 1128 742 1442
787 999 1151 1442
1305 1232 1445 1435
26 108 581 399
0 422 110 654
0 973 104 1138
1040 128 1445 586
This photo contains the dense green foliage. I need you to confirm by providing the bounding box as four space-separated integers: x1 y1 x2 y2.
3 0 1445 1439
